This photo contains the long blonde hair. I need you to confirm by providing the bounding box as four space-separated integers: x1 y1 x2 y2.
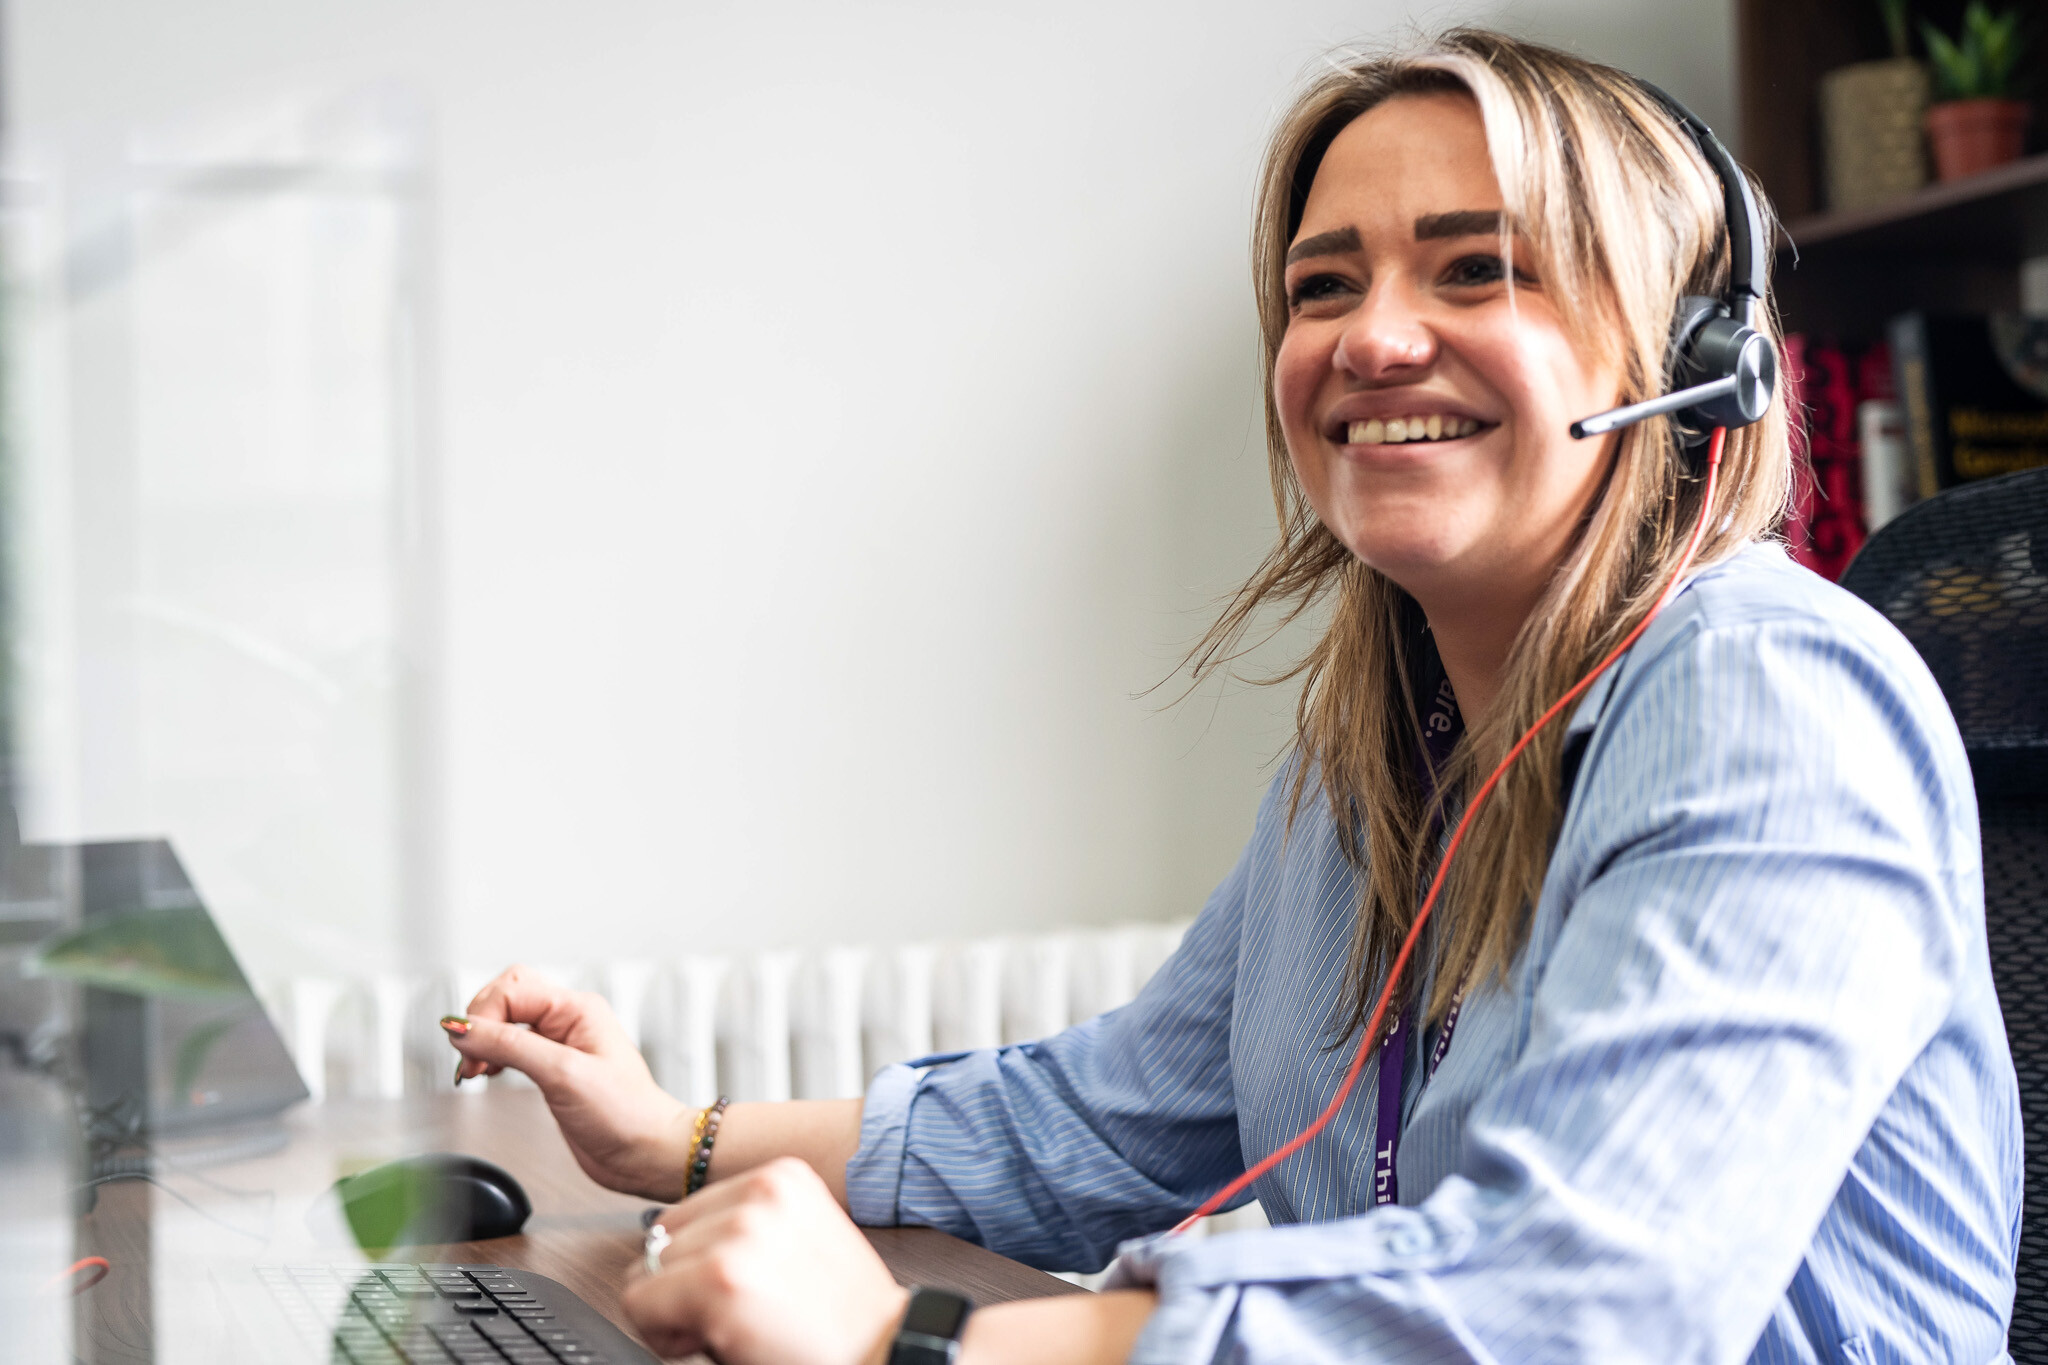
1190 30 1793 1039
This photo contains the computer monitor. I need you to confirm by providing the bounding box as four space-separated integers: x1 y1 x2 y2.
16 839 308 1149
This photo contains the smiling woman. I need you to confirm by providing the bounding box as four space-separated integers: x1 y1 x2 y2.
1194 52 1798 1055
441 27 2018 1365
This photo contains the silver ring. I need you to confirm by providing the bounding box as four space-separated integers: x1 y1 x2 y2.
643 1221 671 1277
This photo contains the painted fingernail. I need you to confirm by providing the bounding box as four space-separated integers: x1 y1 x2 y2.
453 1056 466 1087
439 1014 472 1036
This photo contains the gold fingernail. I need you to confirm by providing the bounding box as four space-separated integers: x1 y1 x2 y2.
439 1014 472 1035
453 1056 466 1087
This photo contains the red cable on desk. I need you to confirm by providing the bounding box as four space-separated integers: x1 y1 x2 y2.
1172 425 1728 1235
48 1256 110 1295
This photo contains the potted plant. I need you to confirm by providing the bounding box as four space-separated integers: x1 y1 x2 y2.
1921 2 2032 181
1819 0 1930 209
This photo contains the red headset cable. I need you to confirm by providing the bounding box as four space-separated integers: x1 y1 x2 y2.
1171 424 1727 1235
47 1256 110 1295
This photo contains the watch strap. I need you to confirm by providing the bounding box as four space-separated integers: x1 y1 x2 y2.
888 1286 973 1365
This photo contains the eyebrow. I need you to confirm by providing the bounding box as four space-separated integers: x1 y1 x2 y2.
1285 227 1360 264
1285 211 1509 265
1414 210 1505 240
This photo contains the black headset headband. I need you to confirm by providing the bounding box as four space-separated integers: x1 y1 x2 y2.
1631 81 1766 326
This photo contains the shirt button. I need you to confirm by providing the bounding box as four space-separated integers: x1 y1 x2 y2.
1386 1227 1429 1257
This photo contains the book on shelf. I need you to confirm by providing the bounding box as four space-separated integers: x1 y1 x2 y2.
1782 334 1866 580
1888 311 2048 498
1859 397 1912 532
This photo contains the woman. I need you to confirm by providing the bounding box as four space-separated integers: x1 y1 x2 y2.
443 30 2020 1363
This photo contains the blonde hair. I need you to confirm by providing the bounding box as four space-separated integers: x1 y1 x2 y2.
1190 29 1793 1039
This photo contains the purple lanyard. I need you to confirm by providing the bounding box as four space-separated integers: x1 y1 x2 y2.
1371 668 1465 1208
1371 986 1465 1206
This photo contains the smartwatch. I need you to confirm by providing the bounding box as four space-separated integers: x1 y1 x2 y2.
888 1286 974 1365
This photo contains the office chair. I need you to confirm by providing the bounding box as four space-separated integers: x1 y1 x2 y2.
1840 466 2048 1359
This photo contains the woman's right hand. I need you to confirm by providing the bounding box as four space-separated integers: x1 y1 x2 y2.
442 965 696 1201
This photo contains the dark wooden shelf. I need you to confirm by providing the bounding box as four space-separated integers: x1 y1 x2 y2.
1738 0 2048 341
1768 153 2048 339
1779 153 2048 258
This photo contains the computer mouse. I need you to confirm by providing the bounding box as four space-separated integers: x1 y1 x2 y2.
330 1152 533 1247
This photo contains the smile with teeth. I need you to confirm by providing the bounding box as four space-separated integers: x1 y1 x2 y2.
1346 415 1483 445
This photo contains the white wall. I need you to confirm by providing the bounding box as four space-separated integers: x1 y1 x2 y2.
5 0 1733 982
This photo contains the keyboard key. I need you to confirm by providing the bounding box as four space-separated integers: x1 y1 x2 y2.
396 1334 455 1363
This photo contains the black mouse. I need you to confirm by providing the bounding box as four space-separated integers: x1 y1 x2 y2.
330 1152 533 1248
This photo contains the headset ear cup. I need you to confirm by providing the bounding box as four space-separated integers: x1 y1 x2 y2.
1686 320 1777 429
1669 296 1723 363
1666 296 1725 448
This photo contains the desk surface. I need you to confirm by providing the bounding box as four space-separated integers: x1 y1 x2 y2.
76 1090 1083 1363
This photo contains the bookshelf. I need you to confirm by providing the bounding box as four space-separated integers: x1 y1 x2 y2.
1739 0 2048 342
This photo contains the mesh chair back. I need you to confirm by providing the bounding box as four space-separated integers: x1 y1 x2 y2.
1841 467 2048 1358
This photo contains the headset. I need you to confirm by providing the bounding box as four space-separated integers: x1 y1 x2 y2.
1171 84 1777 1236
1571 83 1778 446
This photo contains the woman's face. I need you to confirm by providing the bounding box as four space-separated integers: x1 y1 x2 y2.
1275 93 1623 619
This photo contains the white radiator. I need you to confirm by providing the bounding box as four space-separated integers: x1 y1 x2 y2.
264 922 1193 1107
264 918 1270 1259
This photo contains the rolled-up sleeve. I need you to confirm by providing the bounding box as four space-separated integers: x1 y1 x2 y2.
1113 614 1986 1361
846 832 1258 1271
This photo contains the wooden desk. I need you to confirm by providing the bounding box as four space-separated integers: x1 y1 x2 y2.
75 1090 1083 1363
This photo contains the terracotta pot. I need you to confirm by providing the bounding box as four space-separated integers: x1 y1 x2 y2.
1924 98 2030 182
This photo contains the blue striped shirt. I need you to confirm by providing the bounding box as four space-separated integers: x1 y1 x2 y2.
846 543 2021 1363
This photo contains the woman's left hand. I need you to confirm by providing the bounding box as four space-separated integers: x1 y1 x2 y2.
621 1156 909 1365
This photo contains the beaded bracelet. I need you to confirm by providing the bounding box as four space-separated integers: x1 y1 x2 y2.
683 1095 731 1196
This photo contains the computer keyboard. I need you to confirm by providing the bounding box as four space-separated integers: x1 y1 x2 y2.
236 1262 659 1364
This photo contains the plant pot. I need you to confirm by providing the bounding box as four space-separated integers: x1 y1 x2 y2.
1820 59 1929 209
1925 97 2030 182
